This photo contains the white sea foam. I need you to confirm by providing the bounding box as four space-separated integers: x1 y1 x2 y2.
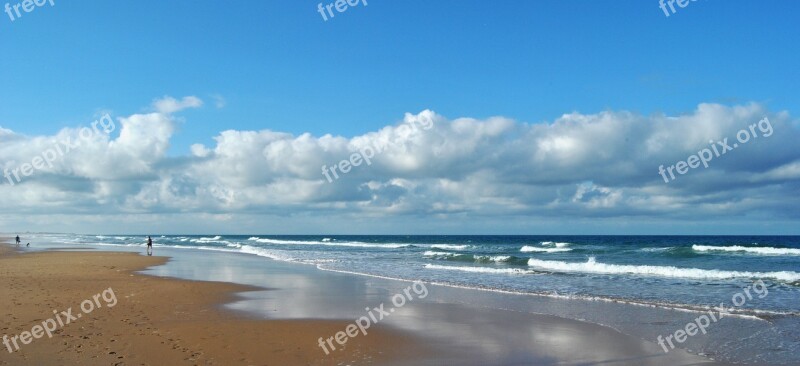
329 242 410 248
425 252 512 263
541 241 570 248
521 246 572 253
475 255 512 263
430 244 470 251
641 247 673 252
239 245 297 261
692 245 800 256
299 258 337 265
193 236 222 242
247 237 410 249
425 264 536 275
248 237 321 245
527 257 800 282
423 251 459 257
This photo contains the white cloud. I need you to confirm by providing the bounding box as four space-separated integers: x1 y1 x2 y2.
152 96 203 114
1 99 798 233
190 144 211 158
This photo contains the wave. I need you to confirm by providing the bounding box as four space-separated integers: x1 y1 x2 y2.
520 246 572 253
193 236 222 242
423 251 461 257
541 241 570 248
314 265 794 320
640 247 674 252
430 244 471 251
314 241 412 249
247 237 410 249
424 264 538 275
248 237 322 245
692 245 800 256
238 245 297 262
527 257 800 282
475 255 512 263
425 249 532 263
425 252 519 264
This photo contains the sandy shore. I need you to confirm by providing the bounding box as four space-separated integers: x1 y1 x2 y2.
0 241 426 365
0 239 731 365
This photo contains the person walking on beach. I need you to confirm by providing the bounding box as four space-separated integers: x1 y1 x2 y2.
15 235 20 246
147 236 153 256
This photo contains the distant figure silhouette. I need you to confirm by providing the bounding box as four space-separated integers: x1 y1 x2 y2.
15 235 20 246
26 243 29 247
147 236 153 256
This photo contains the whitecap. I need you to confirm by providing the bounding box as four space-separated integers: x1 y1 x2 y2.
430 244 470 251
692 245 800 256
521 246 572 253
425 264 536 275
527 257 800 282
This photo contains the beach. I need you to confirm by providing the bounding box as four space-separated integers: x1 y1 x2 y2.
0 241 426 365
0 237 738 366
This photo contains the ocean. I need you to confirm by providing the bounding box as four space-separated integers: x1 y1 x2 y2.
33 234 800 315
24 234 800 364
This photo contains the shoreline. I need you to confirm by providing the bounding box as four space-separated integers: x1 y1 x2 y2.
0 240 732 365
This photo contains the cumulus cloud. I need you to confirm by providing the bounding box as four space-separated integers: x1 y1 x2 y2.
1 98 798 233
152 96 203 114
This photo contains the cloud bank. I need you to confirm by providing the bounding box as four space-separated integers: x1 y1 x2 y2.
1 97 798 234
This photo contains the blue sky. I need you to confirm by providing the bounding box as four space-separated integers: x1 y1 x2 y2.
2 1 797 151
1 1 799 234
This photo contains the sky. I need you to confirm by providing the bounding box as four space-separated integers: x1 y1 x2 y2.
0 0 798 235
